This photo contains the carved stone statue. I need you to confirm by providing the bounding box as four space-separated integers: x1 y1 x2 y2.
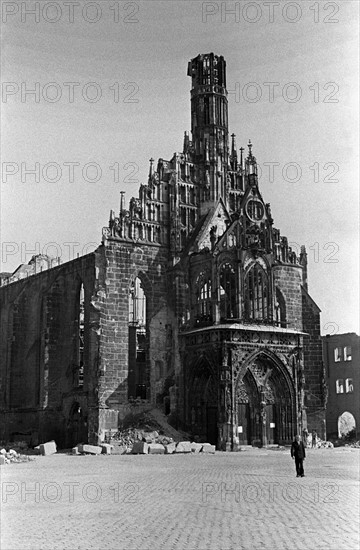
210 225 217 249
130 198 142 219
225 385 232 423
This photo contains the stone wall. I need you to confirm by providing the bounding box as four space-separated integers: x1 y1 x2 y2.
302 287 326 438
0 253 99 447
273 265 303 331
94 239 170 439
323 333 360 439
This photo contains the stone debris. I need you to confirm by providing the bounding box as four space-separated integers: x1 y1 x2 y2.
165 442 177 454
131 441 149 455
106 426 175 454
77 444 102 455
101 444 113 455
111 443 128 455
317 440 334 449
148 443 165 454
39 440 57 456
94 410 217 457
144 431 160 444
191 443 203 453
201 443 216 454
175 441 192 453
346 440 360 448
0 447 35 465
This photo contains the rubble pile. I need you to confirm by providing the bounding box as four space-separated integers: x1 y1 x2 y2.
71 438 215 456
131 440 215 455
108 427 173 448
316 440 334 449
304 435 334 449
93 408 217 455
0 447 34 465
345 440 360 449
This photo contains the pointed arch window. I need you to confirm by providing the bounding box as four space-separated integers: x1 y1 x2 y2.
73 283 85 388
219 263 237 320
129 277 147 399
196 272 212 322
275 288 286 328
129 277 146 327
244 264 269 321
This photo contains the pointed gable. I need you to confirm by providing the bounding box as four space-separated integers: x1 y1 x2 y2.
189 198 231 253
214 218 242 253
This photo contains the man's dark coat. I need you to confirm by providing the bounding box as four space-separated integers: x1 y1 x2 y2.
291 440 306 459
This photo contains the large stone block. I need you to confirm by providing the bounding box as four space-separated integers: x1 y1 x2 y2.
165 442 177 454
101 444 113 455
0 455 5 465
131 441 149 455
143 431 159 443
175 441 192 453
191 442 203 453
78 444 102 455
201 443 216 454
110 443 128 455
148 443 165 455
39 441 57 456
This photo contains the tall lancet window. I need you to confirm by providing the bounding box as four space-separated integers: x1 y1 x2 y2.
196 272 212 322
128 277 147 399
219 263 237 320
275 288 287 328
244 264 269 321
129 277 146 327
74 283 85 388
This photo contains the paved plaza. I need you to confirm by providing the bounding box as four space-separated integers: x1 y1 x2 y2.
1 447 359 550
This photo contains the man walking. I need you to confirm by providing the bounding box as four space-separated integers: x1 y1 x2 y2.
291 434 306 477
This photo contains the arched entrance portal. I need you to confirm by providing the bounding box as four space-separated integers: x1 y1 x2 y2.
236 353 294 446
338 411 356 438
186 358 218 445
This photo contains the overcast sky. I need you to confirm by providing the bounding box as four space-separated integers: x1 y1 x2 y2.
1 0 359 334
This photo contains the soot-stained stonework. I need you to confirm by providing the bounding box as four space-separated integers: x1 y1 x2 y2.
0 53 325 448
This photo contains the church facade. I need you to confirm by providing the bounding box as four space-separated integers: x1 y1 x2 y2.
0 53 326 449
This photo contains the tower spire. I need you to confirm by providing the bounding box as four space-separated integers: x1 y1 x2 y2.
245 140 258 187
188 53 229 213
183 131 190 154
248 139 253 158
148 158 154 182
119 191 125 215
231 133 238 170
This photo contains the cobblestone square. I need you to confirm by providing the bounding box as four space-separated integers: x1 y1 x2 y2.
1 447 359 550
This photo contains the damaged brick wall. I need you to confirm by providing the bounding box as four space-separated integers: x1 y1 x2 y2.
302 287 326 438
0 253 100 447
274 265 303 331
94 239 170 441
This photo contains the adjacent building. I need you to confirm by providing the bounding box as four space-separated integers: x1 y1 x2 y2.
0 53 326 449
322 333 359 439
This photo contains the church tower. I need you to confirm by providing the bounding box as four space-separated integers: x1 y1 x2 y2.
188 53 229 213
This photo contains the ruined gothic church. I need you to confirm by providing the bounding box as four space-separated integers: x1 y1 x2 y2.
0 54 326 449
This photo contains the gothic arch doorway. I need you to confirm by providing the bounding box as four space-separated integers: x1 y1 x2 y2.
235 353 294 446
338 411 356 438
